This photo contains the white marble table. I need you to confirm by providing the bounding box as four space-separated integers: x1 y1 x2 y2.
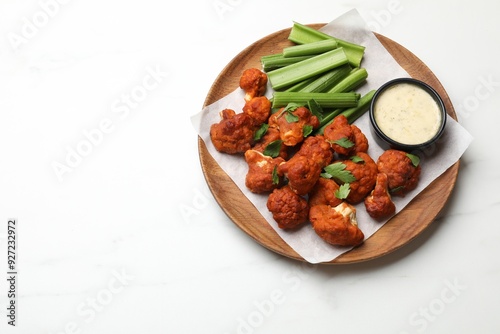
0 1 498 333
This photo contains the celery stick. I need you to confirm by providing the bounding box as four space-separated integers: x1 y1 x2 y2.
288 22 365 68
341 89 376 123
298 64 351 93
284 75 320 92
288 21 333 44
267 48 349 91
314 90 376 134
261 54 312 71
327 68 368 94
283 39 338 58
271 92 360 109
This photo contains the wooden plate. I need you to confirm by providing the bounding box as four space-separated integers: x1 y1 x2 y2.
198 24 459 264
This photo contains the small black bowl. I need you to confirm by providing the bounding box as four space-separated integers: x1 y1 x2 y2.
369 78 447 152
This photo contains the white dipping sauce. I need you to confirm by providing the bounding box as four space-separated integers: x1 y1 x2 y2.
374 82 442 145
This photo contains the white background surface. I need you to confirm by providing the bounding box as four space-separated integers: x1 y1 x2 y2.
0 0 498 333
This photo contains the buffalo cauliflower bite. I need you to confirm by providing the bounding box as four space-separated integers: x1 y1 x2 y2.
209 109 256 154
244 150 285 193
377 149 421 197
268 106 320 147
351 124 369 154
308 177 343 208
323 115 355 156
252 127 288 160
276 134 331 196
364 173 396 219
239 68 268 102
242 96 271 125
340 152 378 204
294 135 333 169
267 185 309 230
278 155 322 196
309 202 364 247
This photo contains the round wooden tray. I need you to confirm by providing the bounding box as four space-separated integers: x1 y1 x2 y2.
198 24 459 264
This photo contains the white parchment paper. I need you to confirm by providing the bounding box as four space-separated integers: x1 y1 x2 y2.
192 9 473 263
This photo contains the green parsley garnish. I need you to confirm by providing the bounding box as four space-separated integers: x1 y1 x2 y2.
333 137 354 149
277 102 302 123
263 140 283 158
303 124 313 137
390 186 404 194
322 162 357 183
307 99 324 122
272 165 280 185
406 153 420 167
335 183 351 199
254 123 269 141
285 112 299 123
350 155 364 163
283 102 302 112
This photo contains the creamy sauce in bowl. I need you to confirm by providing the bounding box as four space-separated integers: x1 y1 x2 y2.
373 82 443 145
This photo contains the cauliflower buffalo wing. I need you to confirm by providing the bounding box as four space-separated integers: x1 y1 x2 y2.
364 173 396 219
267 185 309 230
323 114 355 156
324 115 369 156
308 177 343 208
268 106 319 147
278 155 322 196
377 149 421 197
340 152 378 204
351 124 369 154
239 68 268 102
277 134 332 196
244 150 285 193
294 135 333 169
252 127 289 160
309 202 364 247
243 96 271 125
210 109 256 154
